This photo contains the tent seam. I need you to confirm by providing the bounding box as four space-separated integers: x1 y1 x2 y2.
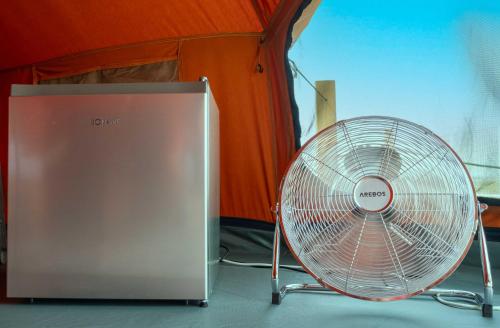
250 0 269 31
1 32 265 74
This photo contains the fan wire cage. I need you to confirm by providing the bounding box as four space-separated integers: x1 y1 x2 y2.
271 116 494 317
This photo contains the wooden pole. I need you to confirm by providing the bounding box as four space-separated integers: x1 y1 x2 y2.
312 81 337 184
315 80 336 131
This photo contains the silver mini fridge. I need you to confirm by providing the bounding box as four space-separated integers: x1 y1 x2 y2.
7 81 219 305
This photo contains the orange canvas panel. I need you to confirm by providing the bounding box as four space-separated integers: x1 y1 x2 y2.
0 0 275 70
179 36 277 222
483 205 500 228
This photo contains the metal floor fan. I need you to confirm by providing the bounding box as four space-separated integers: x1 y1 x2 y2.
271 116 495 317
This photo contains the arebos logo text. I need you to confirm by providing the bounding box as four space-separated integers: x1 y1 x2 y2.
359 191 386 197
91 118 120 127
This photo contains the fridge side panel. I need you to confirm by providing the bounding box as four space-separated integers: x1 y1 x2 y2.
206 89 220 297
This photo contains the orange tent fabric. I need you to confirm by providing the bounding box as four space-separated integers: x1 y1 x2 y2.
179 36 278 221
0 0 307 223
483 205 500 229
0 1 274 70
2 1 497 228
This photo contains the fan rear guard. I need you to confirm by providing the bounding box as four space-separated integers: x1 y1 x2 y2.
277 116 478 302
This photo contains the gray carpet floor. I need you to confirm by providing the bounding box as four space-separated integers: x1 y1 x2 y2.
0 226 498 328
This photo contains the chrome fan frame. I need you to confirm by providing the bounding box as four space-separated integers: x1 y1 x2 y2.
270 116 494 317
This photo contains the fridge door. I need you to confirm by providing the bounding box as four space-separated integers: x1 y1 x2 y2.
8 92 208 299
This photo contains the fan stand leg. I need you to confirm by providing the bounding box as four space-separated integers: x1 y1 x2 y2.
271 207 282 305
478 203 494 318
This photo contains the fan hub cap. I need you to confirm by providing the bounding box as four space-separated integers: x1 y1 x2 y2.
353 176 393 212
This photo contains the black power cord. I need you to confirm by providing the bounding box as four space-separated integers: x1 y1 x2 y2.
219 244 305 273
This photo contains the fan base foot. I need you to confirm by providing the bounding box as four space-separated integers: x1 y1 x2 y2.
482 304 493 318
272 293 281 305
198 300 208 308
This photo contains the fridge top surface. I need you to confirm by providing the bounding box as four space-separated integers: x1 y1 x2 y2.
11 80 209 97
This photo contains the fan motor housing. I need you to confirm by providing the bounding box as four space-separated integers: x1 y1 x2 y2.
353 176 393 213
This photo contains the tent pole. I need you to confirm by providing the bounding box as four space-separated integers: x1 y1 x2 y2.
271 203 281 304
478 202 494 317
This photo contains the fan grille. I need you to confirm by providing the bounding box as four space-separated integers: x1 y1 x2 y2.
279 116 477 301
